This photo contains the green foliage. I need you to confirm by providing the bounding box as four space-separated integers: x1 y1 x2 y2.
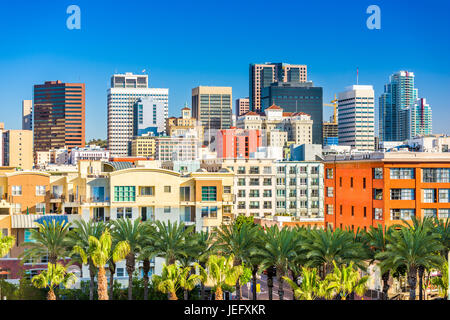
86 139 107 148
234 215 255 230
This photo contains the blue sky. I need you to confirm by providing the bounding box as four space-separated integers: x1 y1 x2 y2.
0 0 449 140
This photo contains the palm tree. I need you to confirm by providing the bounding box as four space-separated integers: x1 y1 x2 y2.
303 228 366 278
377 226 444 300
196 254 243 300
283 267 336 300
214 221 258 300
31 262 77 300
179 265 202 300
110 218 146 300
20 220 70 265
67 219 106 300
431 259 448 299
138 244 156 300
247 226 265 301
257 226 300 300
325 261 369 300
0 234 15 257
149 220 194 265
72 229 130 300
363 223 393 299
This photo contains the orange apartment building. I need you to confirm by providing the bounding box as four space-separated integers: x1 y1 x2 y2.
324 152 450 231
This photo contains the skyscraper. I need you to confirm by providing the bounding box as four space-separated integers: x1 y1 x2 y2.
107 73 169 157
379 71 417 141
261 81 323 145
249 62 307 112
192 86 232 141
410 98 432 137
22 100 32 131
133 97 166 136
338 85 375 151
33 81 85 153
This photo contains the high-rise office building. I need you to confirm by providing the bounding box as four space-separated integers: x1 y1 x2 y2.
107 73 168 157
338 85 375 151
33 81 85 153
192 86 232 138
249 62 307 112
323 122 338 146
236 98 250 117
261 82 323 145
410 98 432 137
379 71 417 142
22 100 32 131
0 123 33 170
133 97 166 136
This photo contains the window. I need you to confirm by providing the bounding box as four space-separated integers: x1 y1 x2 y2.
180 187 190 201
238 178 246 186
327 187 334 197
277 189 286 197
373 168 383 179
201 186 217 201
249 190 260 197
276 201 285 209
422 168 450 183
237 202 246 209
223 186 231 194
289 201 296 209
438 189 450 203
289 178 296 186
12 203 21 214
363 207 367 217
12 186 22 196
327 204 334 215
263 190 272 197
263 201 272 209
439 209 450 219
263 178 272 186
249 201 260 209
289 167 296 174
390 209 415 220
326 168 333 179
164 206 171 213
202 206 218 218
390 189 415 200
36 186 46 196
36 203 45 214
117 207 132 219
340 205 343 215
351 206 354 216
238 190 246 198
117 268 127 277
277 178 285 186
363 178 366 189
237 167 246 174
114 186 136 202
350 178 353 188
339 177 342 187
277 167 286 174
263 167 272 174
140 186 154 196
249 178 259 186
289 190 296 198
223 206 232 214
164 186 171 193
422 208 437 218
390 168 414 180
249 167 259 174
423 189 436 203
373 189 383 200
24 229 34 243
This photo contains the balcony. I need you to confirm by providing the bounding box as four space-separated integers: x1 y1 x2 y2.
50 194 65 203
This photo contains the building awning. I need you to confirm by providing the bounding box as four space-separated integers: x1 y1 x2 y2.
11 215 69 229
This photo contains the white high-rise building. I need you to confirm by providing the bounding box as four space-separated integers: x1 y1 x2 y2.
338 85 375 151
107 73 168 157
22 100 33 131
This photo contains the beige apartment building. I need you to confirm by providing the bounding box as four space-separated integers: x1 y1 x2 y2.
0 123 33 170
131 136 156 158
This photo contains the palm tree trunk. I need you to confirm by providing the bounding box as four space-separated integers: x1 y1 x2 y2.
126 253 135 300
215 286 223 300
184 289 189 300
143 259 150 300
252 267 257 300
89 261 96 301
109 262 116 300
277 274 284 300
418 266 424 300
169 291 178 300
98 266 109 300
408 266 418 300
47 288 56 300
291 271 297 301
267 274 273 300
200 262 206 300
381 271 390 300
49 254 57 266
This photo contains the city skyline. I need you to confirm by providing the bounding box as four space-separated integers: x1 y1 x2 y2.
0 0 449 141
